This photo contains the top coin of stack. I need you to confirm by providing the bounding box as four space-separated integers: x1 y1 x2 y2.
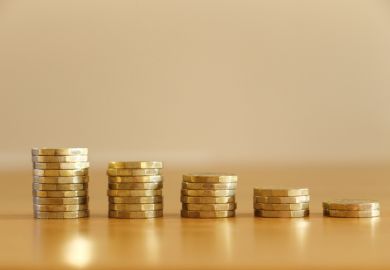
253 188 310 218
181 173 238 218
323 199 380 218
107 161 163 219
31 147 90 219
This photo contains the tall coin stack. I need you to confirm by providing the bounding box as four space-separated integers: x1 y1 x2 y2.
253 188 310 218
323 199 380 218
32 148 90 219
107 161 163 219
181 173 238 218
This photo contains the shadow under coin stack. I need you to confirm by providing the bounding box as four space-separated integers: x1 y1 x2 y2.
181 173 238 218
32 148 90 219
323 199 380 218
253 188 310 218
107 161 163 219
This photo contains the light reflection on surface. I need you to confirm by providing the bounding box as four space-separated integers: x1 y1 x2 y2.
143 219 160 265
292 218 310 254
63 235 93 268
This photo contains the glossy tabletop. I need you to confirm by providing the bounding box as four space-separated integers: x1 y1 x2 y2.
0 165 389 270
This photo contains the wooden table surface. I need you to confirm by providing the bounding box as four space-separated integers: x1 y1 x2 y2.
0 165 389 270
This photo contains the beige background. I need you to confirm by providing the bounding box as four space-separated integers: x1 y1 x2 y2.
0 0 389 215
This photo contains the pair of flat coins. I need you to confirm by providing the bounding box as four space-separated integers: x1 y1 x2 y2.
181 173 238 218
32 148 90 219
254 188 310 218
107 161 164 219
323 199 380 218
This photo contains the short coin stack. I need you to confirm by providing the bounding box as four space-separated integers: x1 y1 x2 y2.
32 147 90 219
181 173 238 218
323 199 380 218
107 161 163 219
253 188 310 218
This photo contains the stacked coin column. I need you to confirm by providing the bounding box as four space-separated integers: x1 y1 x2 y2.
107 161 163 219
32 148 90 219
323 199 380 218
253 188 310 218
181 173 238 218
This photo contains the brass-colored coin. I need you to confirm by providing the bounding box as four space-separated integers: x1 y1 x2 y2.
32 148 88 156
109 203 163 211
33 169 88 177
255 209 310 218
182 182 237 190
108 175 163 183
323 209 380 218
254 188 309 197
254 202 309 211
108 182 163 190
109 210 163 219
107 189 162 197
107 168 160 176
33 196 88 205
322 199 380 211
33 204 88 212
182 203 236 211
183 173 238 183
109 196 163 204
254 195 310 204
33 176 89 184
181 210 235 218
34 210 89 219
33 162 90 170
33 183 88 191
32 155 88 163
181 196 235 204
181 189 235 197
108 161 163 169
33 190 87 198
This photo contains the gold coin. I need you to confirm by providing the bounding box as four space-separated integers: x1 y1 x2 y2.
32 155 88 163
107 189 162 197
109 203 163 211
33 169 88 177
32 148 88 156
182 203 236 211
322 199 380 211
183 173 238 183
323 209 380 218
181 196 235 204
33 162 90 170
108 182 163 190
107 168 160 176
33 176 89 184
34 210 89 219
254 188 309 197
32 183 88 191
33 204 88 212
255 209 310 218
108 161 163 169
182 182 237 190
108 175 163 183
33 197 88 205
33 190 87 198
254 195 310 204
254 202 309 211
181 210 235 218
109 196 163 204
109 210 163 219
181 189 235 197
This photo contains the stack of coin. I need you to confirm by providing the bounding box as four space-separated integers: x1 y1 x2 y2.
181 173 238 218
107 161 163 219
323 199 380 218
32 147 90 219
253 188 310 218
